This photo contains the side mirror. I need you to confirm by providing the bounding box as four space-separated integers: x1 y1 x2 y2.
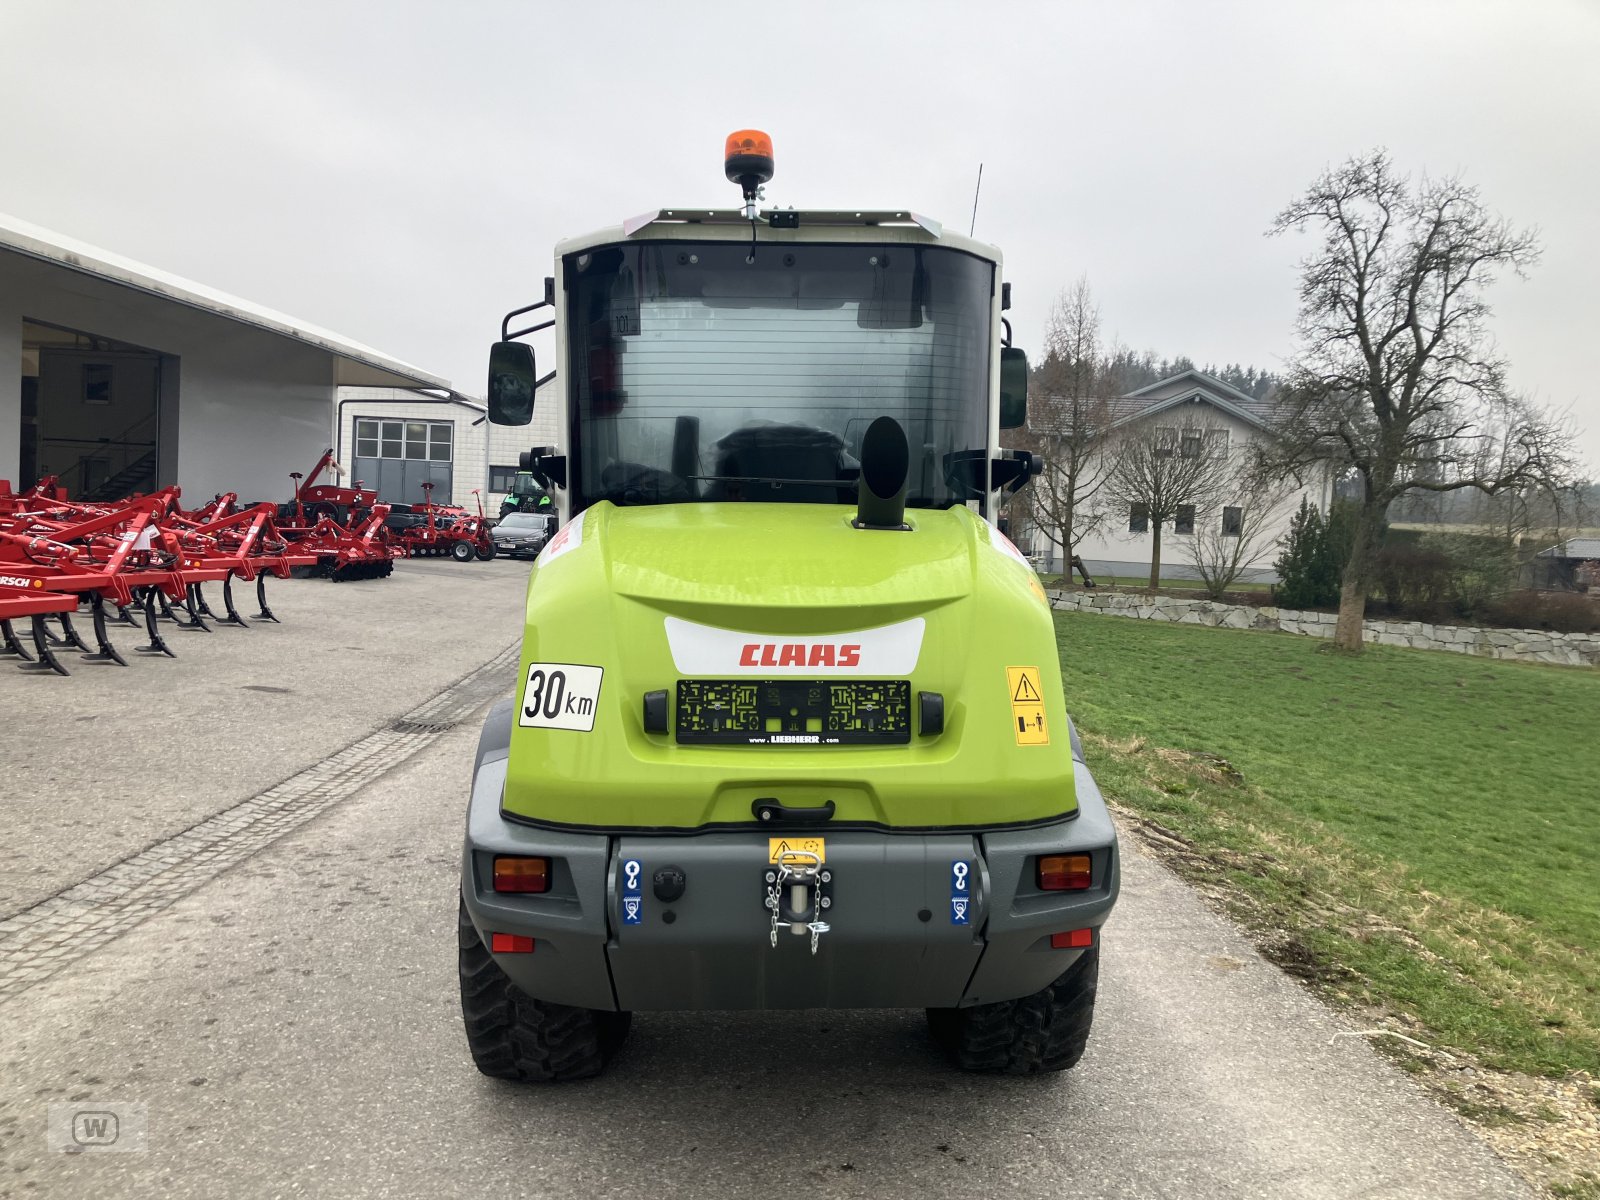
487 341 537 426
999 347 1028 429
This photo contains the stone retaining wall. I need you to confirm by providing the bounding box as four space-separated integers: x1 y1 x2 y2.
1048 589 1600 668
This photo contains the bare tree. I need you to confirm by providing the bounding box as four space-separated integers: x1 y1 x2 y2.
1189 455 1300 599
1266 150 1578 651
1014 278 1117 574
1103 417 1234 590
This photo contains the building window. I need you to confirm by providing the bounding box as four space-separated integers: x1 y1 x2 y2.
1222 506 1243 537
489 465 521 492
355 417 452 462
1206 428 1230 459
1175 505 1195 535
1129 502 1149 533
1180 432 1203 459
1153 427 1177 458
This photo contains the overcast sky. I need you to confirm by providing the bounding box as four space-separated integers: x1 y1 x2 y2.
3 0 1596 469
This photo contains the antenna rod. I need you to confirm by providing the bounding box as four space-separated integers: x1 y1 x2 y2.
969 162 984 237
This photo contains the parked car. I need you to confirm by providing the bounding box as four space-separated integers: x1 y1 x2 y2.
492 511 553 558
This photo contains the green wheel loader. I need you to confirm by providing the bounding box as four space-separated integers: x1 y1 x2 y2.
459 131 1119 1081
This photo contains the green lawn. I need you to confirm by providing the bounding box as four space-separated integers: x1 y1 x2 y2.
1055 610 1600 1078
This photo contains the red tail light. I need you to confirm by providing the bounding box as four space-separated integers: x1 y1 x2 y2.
490 933 535 954
1050 928 1094 950
1038 853 1092 891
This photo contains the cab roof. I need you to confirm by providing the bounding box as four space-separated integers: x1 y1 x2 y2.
555 209 1003 266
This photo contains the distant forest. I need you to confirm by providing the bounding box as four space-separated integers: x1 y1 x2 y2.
1031 350 1281 402
1103 352 1280 401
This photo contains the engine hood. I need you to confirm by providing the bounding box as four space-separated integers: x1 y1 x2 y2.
502 502 1075 831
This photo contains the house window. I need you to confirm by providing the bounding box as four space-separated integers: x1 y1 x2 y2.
1180 433 1203 459
1153 427 1177 458
354 417 453 462
489 465 521 492
1129 502 1149 533
1222 506 1243 537
1206 428 1230 459
1175 505 1195 535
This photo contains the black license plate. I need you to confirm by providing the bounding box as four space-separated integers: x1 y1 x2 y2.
675 680 911 745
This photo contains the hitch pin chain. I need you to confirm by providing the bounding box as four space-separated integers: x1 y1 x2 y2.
764 850 831 955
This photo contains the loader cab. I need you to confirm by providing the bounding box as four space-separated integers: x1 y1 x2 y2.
489 216 1029 527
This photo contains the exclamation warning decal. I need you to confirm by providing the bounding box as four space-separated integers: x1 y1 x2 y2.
1006 666 1049 746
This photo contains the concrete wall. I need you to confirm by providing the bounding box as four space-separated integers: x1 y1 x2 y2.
2 249 338 503
1051 588 1600 668
337 386 561 511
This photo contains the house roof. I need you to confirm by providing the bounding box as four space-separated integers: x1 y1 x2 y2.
1109 369 1276 431
0 209 448 391
1536 537 1600 560
1030 368 1278 437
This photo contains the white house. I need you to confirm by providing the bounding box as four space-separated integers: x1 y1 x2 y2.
1028 369 1331 583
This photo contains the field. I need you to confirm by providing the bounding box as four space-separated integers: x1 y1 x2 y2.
1054 609 1600 1080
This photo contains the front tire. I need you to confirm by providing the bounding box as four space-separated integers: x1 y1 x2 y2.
927 945 1100 1074
475 542 497 561
450 539 475 563
457 898 631 1082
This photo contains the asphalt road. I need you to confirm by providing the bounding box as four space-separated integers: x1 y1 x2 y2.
0 555 531 917
0 589 1533 1199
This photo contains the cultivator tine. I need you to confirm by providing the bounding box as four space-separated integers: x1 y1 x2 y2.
192 583 217 618
135 590 176 658
19 616 69 675
114 604 139 627
156 590 179 622
253 572 280 622
217 573 249 628
54 611 94 654
1 618 34 661
81 594 128 667
179 587 212 632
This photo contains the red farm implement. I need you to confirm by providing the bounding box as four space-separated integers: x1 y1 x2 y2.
392 484 495 562
278 448 377 527
0 485 319 675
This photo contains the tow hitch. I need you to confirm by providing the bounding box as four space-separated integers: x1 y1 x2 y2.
763 850 832 954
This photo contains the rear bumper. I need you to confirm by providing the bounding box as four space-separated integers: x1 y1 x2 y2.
461 702 1118 1012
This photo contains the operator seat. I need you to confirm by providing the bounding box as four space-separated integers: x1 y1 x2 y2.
708 422 855 503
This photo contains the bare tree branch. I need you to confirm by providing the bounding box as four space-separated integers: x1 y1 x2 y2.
1262 149 1579 650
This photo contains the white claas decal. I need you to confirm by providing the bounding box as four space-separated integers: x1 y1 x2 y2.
664 616 925 676
536 515 583 567
989 526 1032 570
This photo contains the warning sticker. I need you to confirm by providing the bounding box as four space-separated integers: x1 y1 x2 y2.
768 837 826 864
1006 666 1049 746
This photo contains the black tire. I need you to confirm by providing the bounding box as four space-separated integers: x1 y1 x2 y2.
927 945 1100 1074
450 539 475 563
476 542 497 561
457 898 631 1082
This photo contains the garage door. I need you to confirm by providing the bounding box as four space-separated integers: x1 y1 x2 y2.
352 417 453 506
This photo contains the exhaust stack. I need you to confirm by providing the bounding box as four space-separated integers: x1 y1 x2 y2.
854 416 910 531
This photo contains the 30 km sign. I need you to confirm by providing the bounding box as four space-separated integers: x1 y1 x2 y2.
518 663 604 732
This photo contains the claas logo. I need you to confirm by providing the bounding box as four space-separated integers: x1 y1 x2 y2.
739 643 861 669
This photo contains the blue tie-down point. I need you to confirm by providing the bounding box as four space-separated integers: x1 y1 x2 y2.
951 860 970 895
622 896 643 925
950 895 970 925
